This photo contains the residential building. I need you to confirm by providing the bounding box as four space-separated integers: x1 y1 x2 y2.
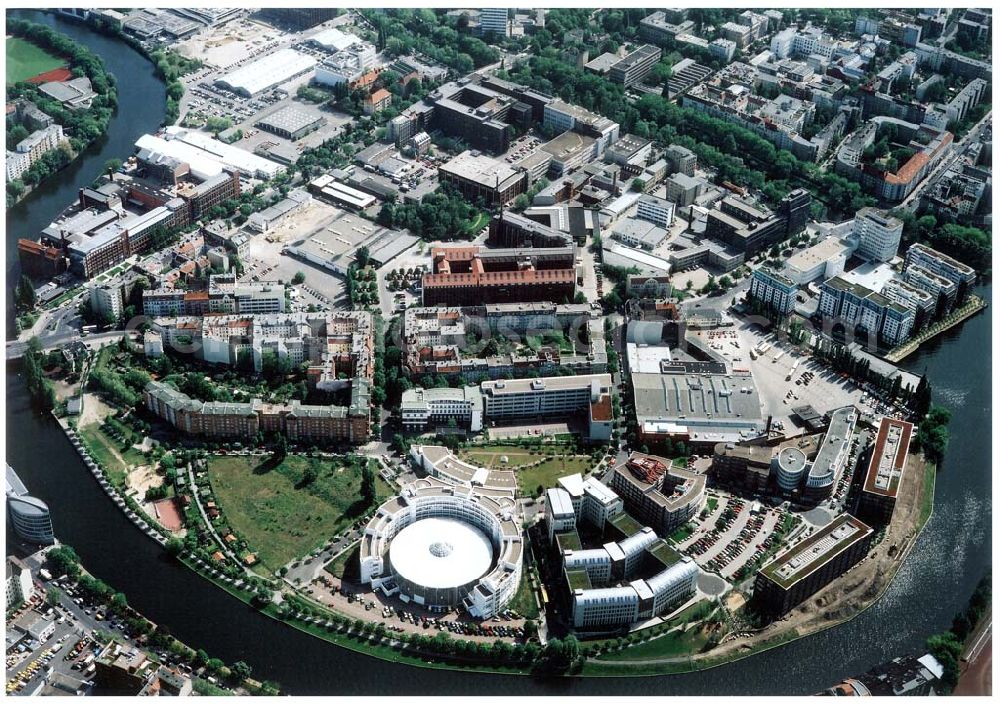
748 267 797 315
143 274 287 317
7 556 34 609
904 243 977 305
364 88 393 115
90 283 124 322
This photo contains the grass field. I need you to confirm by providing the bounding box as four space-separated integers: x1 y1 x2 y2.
78 422 146 486
593 625 711 662
208 455 392 570
6 37 64 84
507 567 540 619
458 444 593 497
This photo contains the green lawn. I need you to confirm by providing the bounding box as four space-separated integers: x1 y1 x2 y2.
507 566 540 619
458 444 594 498
525 331 575 354
207 455 392 570
326 544 360 581
78 423 146 486
6 37 64 84
593 625 711 662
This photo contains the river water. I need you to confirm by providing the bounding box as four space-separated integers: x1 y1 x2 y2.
4 12 992 695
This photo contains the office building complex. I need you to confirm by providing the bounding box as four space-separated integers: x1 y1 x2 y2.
857 417 914 525
753 514 873 618
608 44 662 87
421 246 577 306
554 473 624 533
480 374 614 442
6 465 55 545
479 8 511 37
360 475 522 620
438 151 527 206
609 453 706 536
400 387 485 431
853 208 904 263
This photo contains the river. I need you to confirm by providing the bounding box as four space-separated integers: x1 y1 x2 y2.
4 12 992 695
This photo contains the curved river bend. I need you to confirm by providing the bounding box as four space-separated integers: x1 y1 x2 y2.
5 11 992 695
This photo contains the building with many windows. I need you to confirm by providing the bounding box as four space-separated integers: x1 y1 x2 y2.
857 417 914 525
421 246 577 306
753 514 873 618
438 151 527 207
904 243 977 305
608 44 662 87
400 386 484 431
853 208 904 263
479 7 511 37
6 557 35 609
480 374 614 441
6 465 55 545
359 475 522 620
609 453 706 536
748 267 798 315
818 276 915 346
143 274 287 317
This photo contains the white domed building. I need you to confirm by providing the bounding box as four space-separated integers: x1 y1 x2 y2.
359 476 522 620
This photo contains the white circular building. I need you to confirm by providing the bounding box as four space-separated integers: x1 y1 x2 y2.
359 476 522 619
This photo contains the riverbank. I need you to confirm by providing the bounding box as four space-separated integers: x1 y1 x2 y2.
885 294 988 363
6 17 119 209
582 452 938 676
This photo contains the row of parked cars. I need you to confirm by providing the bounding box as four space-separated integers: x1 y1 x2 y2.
704 510 770 574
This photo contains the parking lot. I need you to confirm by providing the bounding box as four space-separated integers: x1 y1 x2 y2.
705 320 867 431
677 494 792 583
304 572 529 643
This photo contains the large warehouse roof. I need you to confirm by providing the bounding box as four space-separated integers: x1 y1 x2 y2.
147 127 285 179
216 48 317 96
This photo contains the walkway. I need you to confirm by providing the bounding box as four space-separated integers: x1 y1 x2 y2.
885 295 987 362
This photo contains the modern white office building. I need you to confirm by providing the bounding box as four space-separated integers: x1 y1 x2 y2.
6 465 55 545
853 208 904 263
359 476 522 620
570 554 699 629
480 374 614 441
400 386 484 431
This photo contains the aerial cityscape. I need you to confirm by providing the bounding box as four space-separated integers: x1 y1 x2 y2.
4 6 992 697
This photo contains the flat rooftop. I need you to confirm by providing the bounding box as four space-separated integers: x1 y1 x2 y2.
440 150 521 188
862 417 914 498
760 514 872 590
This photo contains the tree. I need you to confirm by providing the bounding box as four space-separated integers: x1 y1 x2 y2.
165 537 184 557
231 661 252 682
46 586 61 606
103 158 122 177
301 466 318 486
360 462 377 506
47 545 81 579
355 246 371 270
111 592 128 614
292 271 306 285
15 274 36 310
206 658 225 674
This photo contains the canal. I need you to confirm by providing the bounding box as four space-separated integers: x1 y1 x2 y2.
5 11 992 695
